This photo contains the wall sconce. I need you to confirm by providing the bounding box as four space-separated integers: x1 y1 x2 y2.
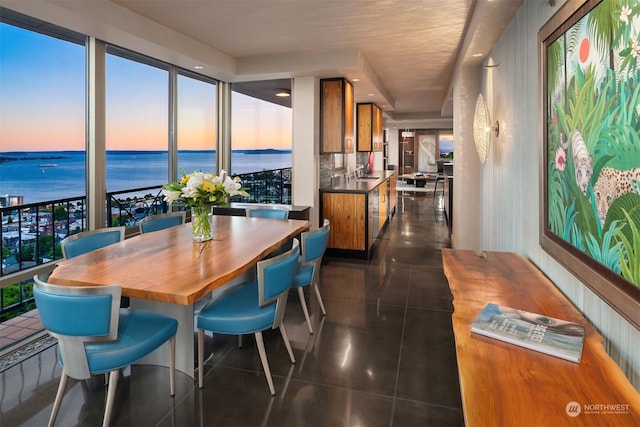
473 93 499 165
275 89 291 97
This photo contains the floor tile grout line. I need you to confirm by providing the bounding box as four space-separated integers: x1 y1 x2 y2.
388 261 413 427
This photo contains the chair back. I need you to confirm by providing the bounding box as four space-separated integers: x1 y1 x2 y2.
246 208 289 219
139 211 186 234
33 275 121 379
61 226 125 259
256 238 299 327
301 220 330 265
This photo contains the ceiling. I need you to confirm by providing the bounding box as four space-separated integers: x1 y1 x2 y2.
110 0 523 123
4 0 523 124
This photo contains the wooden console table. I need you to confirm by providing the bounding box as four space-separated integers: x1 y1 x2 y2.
442 249 639 426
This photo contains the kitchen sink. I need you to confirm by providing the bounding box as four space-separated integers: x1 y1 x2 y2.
356 176 379 181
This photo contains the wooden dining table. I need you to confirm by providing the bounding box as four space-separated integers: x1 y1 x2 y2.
48 215 309 377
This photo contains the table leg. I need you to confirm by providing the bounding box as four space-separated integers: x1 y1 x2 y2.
130 298 197 378
129 270 255 378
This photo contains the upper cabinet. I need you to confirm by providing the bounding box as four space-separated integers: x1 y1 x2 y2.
320 78 354 153
357 103 383 152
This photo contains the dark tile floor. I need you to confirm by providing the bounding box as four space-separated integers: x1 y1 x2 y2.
0 191 463 426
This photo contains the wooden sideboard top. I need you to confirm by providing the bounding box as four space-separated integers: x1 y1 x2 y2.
442 249 639 427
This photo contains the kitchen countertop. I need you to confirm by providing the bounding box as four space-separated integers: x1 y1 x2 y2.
320 170 396 193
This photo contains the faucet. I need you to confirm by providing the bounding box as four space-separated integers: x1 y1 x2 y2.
344 168 353 182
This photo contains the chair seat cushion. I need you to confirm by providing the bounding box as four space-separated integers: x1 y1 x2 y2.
81 309 178 374
197 281 275 334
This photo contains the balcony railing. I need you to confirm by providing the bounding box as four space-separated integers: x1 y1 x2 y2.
0 167 291 320
234 168 291 204
107 185 169 228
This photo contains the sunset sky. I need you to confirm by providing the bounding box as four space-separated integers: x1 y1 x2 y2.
0 23 292 152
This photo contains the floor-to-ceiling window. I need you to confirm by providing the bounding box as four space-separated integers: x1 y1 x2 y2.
231 79 292 174
106 50 169 191
0 10 86 328
231 79 292 203
177 72 217 174
0 14 86 205
104 49 170 226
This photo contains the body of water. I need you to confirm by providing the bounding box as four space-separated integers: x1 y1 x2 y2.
0 150 291 204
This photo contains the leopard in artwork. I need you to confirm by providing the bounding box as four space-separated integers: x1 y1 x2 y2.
593 166 640 225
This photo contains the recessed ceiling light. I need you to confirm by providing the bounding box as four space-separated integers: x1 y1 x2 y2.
352 78 360 82
368 93 374 96
472 53 483 57
276 89 291 97
193 65 204 70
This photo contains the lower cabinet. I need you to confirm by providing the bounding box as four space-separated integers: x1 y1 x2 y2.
321 192 366 251
321 175 397 259
378 180 387 231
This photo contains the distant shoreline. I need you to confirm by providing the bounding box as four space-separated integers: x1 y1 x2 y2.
1 149 291 204
0 155 66 164
0 149 291 163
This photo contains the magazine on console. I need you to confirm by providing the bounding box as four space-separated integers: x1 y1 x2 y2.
471 303 585 363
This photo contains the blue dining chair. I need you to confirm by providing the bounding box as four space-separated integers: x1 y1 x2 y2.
197 239 300 395
246 208 289 219
33 275 178 427
292 219 330 334
60 227 125 259
138 211 186 234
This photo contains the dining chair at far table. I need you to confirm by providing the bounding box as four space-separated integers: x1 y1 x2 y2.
246 207 289 219
138 211 186 234
292 219 330 334
197 238 300 395
33 275 178 427
60 226 125 259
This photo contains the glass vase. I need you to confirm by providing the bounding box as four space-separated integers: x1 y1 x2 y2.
191 205 212 242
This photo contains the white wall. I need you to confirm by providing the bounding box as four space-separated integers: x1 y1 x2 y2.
452 67 482 252
455 0 639 388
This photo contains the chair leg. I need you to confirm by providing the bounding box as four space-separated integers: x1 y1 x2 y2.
197 329 205 389
102 370 119 427
169 335 176 397
297 287 313 334
48 372 69 427
279 325 296 364
313 282 327 316
254 332 275 395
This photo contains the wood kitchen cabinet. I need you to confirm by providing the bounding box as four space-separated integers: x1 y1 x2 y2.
321 192 366 250
320 171 397 259
320 78 354 153
378 180 387 231
357 103 383 152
